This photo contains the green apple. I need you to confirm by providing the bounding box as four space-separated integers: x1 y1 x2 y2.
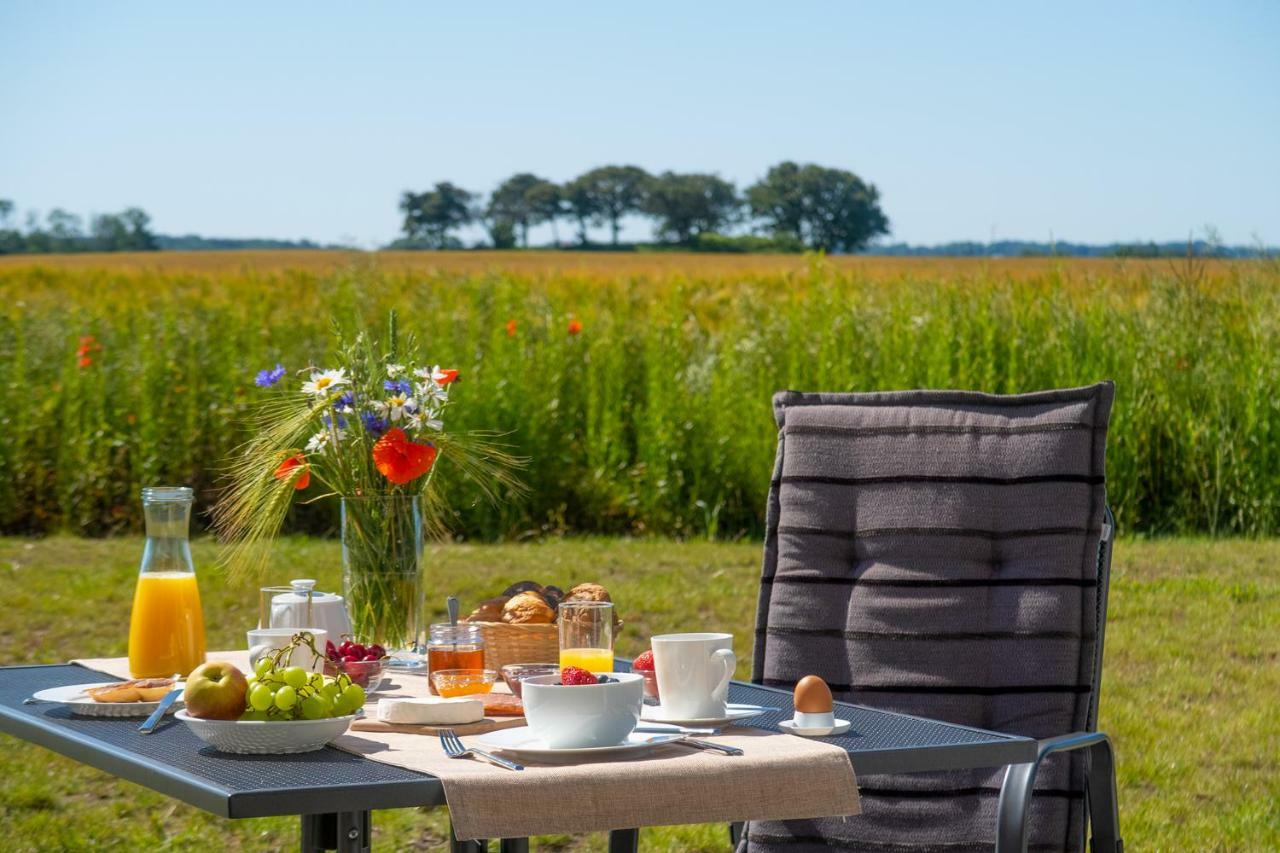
184 661 249 720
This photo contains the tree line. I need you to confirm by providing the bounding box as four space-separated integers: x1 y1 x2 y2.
0 199 158 254
395 162 890 252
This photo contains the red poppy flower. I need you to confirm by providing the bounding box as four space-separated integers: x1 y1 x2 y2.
505 319 517 338
78 357 93 369
567 319 582 335
273 454 311 490
372 428 437 485
433 368 459 386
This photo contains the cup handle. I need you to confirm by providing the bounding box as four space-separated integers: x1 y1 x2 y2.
248 644 270 670
709 648 736 704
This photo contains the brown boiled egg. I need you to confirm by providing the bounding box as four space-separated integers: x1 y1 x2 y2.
793 675 834 714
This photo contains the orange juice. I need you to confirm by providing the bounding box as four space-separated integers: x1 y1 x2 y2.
128 572 207 678
559 647 614 673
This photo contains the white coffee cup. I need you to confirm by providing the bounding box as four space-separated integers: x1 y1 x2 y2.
651 632 736 719
247 627 328 674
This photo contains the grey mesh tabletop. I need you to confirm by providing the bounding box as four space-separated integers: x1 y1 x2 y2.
615 659 1038 775
0 664 440 818
1 663 1035 821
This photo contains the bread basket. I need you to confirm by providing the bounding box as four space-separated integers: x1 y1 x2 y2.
469 621 559 671
468 619 624 672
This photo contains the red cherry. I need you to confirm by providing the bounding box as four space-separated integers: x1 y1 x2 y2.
368 644 386 658
342 654 360 663
349 643 366 658
363 653 379 662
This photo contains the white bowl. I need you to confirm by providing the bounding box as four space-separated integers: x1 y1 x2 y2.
522 672 643 748
174 710 356 754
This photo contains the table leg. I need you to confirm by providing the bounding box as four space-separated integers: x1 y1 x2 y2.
300 811 370 853
609 828 640 852
498 840 529 853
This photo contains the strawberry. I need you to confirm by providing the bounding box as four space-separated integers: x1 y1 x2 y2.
560 666 598 686
631 650 655 672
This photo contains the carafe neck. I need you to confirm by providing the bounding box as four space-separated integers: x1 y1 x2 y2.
140 486 195 574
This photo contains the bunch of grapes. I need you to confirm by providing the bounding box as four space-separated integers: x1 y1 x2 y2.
240 633 366 721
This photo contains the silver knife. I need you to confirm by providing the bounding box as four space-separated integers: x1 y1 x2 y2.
138 688 183 734
634 725 721 735
676 737 744 756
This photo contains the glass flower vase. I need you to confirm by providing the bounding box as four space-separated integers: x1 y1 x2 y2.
340 494 425 668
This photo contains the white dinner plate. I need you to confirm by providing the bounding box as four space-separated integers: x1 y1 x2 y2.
640 703 773 727
778 718 853 737
473 726 685 762
31 682 185 718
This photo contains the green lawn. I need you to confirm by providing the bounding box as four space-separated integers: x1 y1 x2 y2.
1 536 1276 851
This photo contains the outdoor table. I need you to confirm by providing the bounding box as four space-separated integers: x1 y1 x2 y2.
0 662 1037 852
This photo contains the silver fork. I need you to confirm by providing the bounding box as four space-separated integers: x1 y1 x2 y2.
439 729 524 771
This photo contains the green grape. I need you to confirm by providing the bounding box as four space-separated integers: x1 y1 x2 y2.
248 683 274 711
274 685 297 710
320 682 340 700
335 683 365 715
300 695 327 720
282 666 308 689
240 709 269 722
254 658 273 679
308 672 325 690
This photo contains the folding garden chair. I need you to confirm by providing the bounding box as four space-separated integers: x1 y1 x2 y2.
739 383 1122 852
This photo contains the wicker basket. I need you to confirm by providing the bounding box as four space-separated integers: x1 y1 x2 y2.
470 621 559 672
469 619 625 672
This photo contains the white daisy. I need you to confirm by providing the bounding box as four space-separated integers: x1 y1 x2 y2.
407 411 443 432
301 368 349 397
305 430 330 453
374 393 417 423
386 363 407 379
416 380 448 403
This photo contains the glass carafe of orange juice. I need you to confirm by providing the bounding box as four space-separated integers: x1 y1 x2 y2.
128 487 207 678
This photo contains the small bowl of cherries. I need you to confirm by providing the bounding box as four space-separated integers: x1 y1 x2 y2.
323 637 390 693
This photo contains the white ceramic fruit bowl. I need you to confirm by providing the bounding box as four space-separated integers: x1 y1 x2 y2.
175 710 357 754
522 672 643 748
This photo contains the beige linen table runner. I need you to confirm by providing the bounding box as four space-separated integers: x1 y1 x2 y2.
75 652 860 840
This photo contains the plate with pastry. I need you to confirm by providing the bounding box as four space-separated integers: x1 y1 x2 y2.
31 678 184 718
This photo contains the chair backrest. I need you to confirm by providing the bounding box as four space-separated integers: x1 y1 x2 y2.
747 382 1114 852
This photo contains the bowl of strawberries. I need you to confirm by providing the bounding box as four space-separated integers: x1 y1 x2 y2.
323 637 390 693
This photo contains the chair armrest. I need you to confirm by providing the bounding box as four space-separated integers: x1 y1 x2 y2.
996 732 1122 853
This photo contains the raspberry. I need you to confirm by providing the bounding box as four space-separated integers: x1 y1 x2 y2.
560 666 598 686
632 650 655 672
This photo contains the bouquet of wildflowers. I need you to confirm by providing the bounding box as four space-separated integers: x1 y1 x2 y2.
215 314 522 651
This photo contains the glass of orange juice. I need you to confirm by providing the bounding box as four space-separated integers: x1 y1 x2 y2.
127 487 207 678
559 601 614 673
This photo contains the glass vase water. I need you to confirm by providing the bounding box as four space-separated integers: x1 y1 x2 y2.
341 494 425 668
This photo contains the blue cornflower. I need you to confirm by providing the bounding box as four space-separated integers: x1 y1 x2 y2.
383 379 412 395
323 413 349 430
361 412 390 437
254 364 286 388
333 391 355 411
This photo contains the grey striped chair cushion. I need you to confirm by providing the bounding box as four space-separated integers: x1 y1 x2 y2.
744 383 1114 853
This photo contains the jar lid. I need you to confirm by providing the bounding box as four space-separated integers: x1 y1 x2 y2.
428 622 483 643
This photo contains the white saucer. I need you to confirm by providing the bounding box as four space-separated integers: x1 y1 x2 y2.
473 726 684 762
31 682 185 718
640 703 773 727
778 718 852 737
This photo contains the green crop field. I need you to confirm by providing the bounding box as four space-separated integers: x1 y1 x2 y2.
1 251 1277 539
0 535 1276 851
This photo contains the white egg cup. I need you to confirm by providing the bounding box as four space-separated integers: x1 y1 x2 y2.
779 712 853 738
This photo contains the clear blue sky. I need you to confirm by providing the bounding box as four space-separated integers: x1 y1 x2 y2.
2 2 1277 248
